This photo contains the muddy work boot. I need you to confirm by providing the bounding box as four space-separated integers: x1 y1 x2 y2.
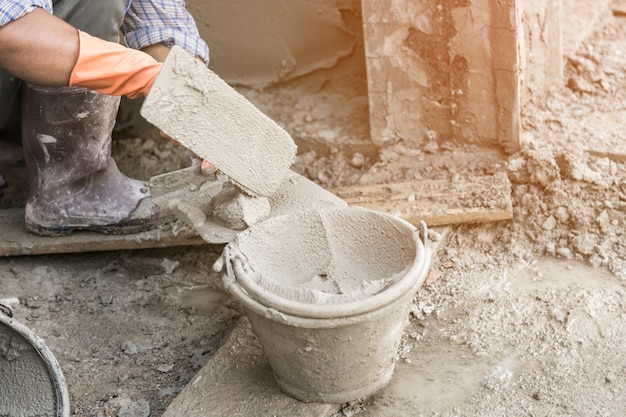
21 84 173 236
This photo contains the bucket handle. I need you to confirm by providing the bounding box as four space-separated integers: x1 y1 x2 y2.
416 220 428 247
415 220 434 261
0 301 13 318
0 308 71 417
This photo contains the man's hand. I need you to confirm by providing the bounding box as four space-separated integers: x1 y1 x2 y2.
69 31 161 98
160 131 215 175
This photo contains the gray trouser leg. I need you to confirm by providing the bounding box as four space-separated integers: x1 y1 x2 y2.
0 71 22 131
52 0 126 42
0 0 126 130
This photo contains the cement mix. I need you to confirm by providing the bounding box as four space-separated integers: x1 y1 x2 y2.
224 208 416 304
0 322 57 417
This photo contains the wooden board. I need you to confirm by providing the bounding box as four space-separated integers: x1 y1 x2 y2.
335 173 513 227
587 150 626 163
0 209 205 257
0 173 511 256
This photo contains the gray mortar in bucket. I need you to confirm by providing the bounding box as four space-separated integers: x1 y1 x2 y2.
217 207 431 403
222 207 421 305
0 304 70 417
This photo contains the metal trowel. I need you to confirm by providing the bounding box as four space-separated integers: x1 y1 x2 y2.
141 46 297 197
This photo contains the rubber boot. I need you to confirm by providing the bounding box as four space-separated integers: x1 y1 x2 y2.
21 84 173 236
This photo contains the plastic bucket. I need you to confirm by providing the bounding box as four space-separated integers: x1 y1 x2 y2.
0 303 70 417
217 207 430 403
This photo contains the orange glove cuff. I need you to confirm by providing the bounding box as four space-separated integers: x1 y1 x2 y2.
69 30 162 99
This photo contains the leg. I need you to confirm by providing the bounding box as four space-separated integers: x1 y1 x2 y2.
114 96 157 140
53 0 155 139
20 0 171 235
0 70 22 132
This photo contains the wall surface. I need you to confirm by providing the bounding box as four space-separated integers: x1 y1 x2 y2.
362 0 521 151
361 0 451 148
186 0 362 88
448 0 520 152
518 0 563 109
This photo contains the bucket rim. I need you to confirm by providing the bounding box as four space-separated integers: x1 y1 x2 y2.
221 207 431 320
0 309 70 417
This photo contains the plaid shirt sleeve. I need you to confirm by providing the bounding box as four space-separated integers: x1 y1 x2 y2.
0 0 53 27
122 0 209 64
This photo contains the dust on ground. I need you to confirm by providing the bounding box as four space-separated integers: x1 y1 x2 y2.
1 5 626 417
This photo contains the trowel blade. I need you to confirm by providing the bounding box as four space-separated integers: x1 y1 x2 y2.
141 46 297 198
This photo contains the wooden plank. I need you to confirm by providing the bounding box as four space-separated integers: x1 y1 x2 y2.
0 209 205 257
586 150 626 163
335 173 512 227
361 0 571 152
1 173 511 255
519 0 563 105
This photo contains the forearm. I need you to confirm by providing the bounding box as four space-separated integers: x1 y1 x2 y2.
141 43 170 63
0 8 78 86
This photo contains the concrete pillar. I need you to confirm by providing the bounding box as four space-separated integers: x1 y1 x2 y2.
518 0 563 109
361 0 564 153
361 0 452 148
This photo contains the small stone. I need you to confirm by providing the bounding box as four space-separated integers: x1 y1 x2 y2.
117 400 150 417
121 341 140 356
48 304 61 313
158 386 182 398
99 294 114 306
0 297 20 309
556 247 573 259
542 215 557 231
24 297 41 309
157 363 174 373
161 258 180 275
425 269 442 286
350 153 365 168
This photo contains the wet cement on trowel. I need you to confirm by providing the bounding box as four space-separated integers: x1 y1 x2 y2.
228 208 417 304
0 324 56 417
141 46 297 197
